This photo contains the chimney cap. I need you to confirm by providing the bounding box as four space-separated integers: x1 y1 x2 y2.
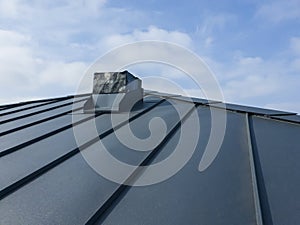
93 71 139 94
84 71 143 113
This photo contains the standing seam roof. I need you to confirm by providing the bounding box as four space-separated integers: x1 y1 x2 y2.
0 92 299 225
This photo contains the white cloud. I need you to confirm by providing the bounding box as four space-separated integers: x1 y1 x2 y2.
0 29 88 104
0 0 299 115
100 26 192 51
126 63 189 80
0 0 107 18
0 0 20 18
195 13 236 50
223 74 281 100
0 0 144 61
291 58 300 71
197 13 236 36
209 53 300 113
256 0 300 22
290 37 300 55
238 56 263 65
0 0 194 104
0 0 141 103
204 37 214 48
38 61 87 88
0 30 36 90
0 29 30 46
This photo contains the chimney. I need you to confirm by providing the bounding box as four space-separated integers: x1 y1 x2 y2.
84 71 144 113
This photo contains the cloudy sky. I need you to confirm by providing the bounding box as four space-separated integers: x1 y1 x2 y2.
0 0 300 113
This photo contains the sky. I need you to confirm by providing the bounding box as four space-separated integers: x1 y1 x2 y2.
0 0 300 113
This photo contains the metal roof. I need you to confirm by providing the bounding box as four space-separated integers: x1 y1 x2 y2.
0 92 299 225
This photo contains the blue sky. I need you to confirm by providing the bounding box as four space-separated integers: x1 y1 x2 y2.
0 0 300 112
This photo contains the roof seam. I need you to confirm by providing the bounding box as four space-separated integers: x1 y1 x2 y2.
0 97 88 125
145 93 214 105
85 103 199 225
247 115 274 225
255 114 300 126
245 113 263 225
207 105 296 117
0 109 102 158
0 96 73 110
0 99 165 200
0 98 65 117
0 107 83 137
0 93 91 110
267 113 297 116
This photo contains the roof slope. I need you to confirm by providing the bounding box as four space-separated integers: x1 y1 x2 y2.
0 92 299 225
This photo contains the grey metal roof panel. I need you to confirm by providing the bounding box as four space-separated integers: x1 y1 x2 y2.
0 99 163 190
169 95 221 105
0 100 58 115
98 108 258 225
0 127 79 191
145 91 181 98
143 96 164 103
0 94 87 115
0 153 119 225
250 116 300 225
0 92 299 225
98 102 183 165
207 102 296 116
144 90 158 94
0 96 88 125
0 98 187 225
0 97 67 111
0 99 85 134
270 114 300 123
0 98 162 190
0 115 72 153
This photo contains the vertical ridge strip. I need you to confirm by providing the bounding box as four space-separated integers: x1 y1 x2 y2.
246 113 273 225
245 113 263 225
